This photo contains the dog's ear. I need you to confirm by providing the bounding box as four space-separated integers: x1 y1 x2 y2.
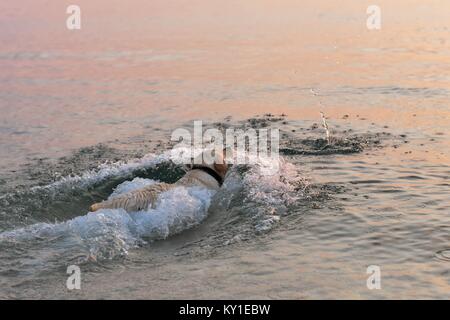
213 162 228 178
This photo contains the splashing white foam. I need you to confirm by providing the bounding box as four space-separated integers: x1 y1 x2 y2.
243 157 303 206
0 152 306 263
0 177 215 261
240 156 308 233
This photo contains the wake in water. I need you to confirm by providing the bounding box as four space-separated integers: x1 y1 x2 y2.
0 150 305 281
0 116 395 285
0 180 215 262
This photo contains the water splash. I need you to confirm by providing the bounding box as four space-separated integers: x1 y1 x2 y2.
0 149 308 277
320 111 331 145
0 178 215 266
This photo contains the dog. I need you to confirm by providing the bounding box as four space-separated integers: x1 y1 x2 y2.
89 149 229 213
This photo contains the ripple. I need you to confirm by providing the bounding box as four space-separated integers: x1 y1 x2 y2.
398 175 426 180
435 249 450 262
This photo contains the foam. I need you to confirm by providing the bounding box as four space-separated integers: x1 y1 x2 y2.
243 156 304 206
0 178 216 261
0 152 305 262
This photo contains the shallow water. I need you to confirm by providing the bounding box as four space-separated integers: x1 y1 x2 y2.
0 1 449 299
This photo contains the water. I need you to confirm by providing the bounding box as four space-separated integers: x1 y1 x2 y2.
0 0 449 299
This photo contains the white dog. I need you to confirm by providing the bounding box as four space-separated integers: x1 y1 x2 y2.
89 149 229 213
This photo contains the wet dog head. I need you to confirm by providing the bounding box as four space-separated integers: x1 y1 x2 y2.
187 148 230 180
